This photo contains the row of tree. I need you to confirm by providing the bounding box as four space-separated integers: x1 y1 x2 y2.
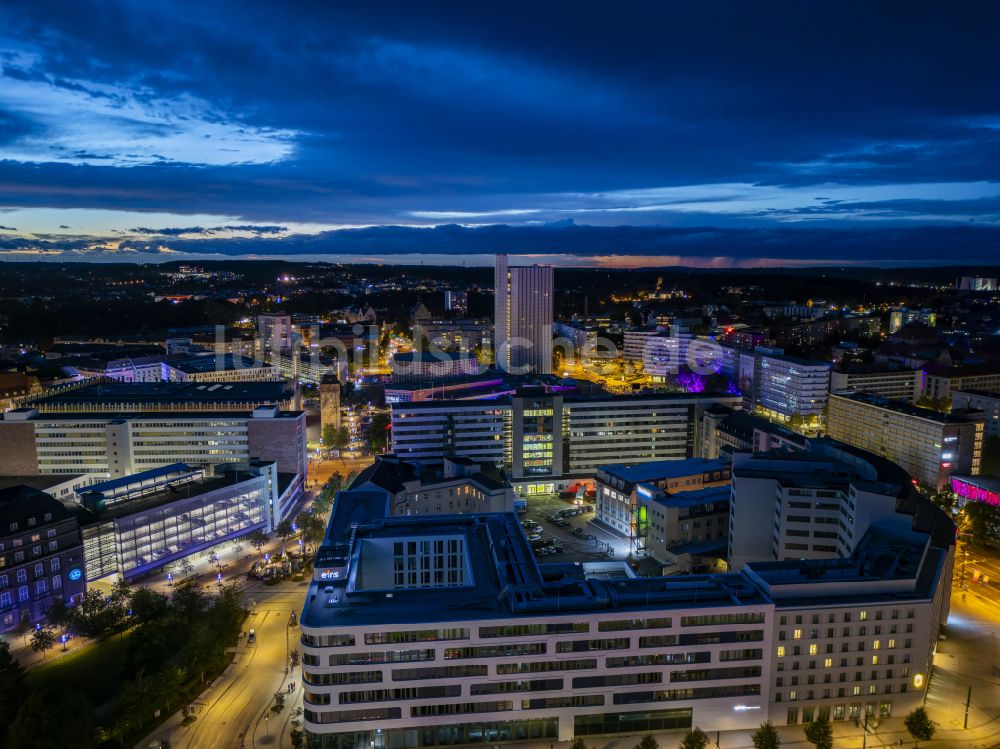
0 578 247 748
568 708 936 749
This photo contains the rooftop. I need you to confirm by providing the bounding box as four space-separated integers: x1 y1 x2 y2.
168 354 272 374
28 380 293 407
830 391 981 424
599 457 730 484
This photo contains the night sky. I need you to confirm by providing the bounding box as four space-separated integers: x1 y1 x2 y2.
1 1 999 266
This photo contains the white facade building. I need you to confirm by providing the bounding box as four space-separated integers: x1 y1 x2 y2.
494 254 554 375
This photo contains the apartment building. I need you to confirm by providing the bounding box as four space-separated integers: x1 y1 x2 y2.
0 405 307 479
826 392 984 489
0 486 87 632
829 369 921 403
299 466 952 747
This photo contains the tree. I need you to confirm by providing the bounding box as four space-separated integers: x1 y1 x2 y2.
679 728 710 749
298 511 326 547
290 727 305 749
635 736 659 749
30 625 55 658
248 529 268 556
904 707 936 747
272 691 286 714
965 500 1000 548
321 423 337 448
570 739 589 749
752 721 781 749
129 587 170 626
366 410 391 453
0 639 27 745
289 648 301 668
334 425 350 449
803 717 833 749
178 557 195 576
229 540 245 559
9 686 96 749
276 518 295 543
14 611 32 646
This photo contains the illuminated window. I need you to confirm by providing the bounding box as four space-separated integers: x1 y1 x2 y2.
873 640 881 650
809 644 818 656
824 658 833 668
887 639 896 649
872 656 879 665
777 646 786 658
859 611 868 621
793 629 802 640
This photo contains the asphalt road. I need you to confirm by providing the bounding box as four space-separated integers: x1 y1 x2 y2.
136 582 307 749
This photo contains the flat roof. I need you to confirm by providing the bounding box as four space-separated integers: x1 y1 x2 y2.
169 355 271 374
3 409 304 421
830 391 977 424
651 484 731 508
30 380 293 406
600 457 730 483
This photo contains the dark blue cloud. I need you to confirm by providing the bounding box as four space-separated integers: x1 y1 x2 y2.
0 1 999 261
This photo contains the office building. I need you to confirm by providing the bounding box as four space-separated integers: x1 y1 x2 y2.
494 254 554 375
0 486 87 632
77 461 300 582
390 391 742 493
829 369 921 403
951 390 1000 437
444 291 468 316
299 453 952 747
826 392 984 489
0 404 307 479
718 347 830 424
595 458 731 567
391 352 479 383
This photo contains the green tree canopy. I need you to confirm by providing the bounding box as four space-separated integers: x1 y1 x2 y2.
752 721 781 749
904 707 936 746
679 728 710 749
804 718 833 749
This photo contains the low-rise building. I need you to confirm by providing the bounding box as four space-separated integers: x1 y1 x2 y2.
921 363 1000 402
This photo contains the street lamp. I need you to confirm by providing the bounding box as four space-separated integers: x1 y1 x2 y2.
167 572 173 587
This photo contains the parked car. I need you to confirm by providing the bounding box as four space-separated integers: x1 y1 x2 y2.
247 629 257 644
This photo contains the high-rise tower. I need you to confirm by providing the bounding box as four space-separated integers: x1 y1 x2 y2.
494 254 553 374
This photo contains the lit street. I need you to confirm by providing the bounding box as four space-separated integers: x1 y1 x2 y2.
136 581 307 749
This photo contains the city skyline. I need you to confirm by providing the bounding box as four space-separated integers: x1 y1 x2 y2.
1 2 1000 266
